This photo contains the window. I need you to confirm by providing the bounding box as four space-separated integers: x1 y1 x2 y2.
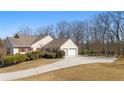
27 47 32 52
36 48 41 51
19 47 26 52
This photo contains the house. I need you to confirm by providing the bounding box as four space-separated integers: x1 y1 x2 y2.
4 34 78 57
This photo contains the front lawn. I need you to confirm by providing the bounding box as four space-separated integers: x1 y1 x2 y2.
0 58 61 73
18 56 124 81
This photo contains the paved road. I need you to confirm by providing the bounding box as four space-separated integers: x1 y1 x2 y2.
0 56 117 81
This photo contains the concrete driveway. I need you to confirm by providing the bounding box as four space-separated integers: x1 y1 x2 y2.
0 55 117 81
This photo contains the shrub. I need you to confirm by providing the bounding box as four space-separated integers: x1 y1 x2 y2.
43 52 56 59
26 52 39 60
14 54 27 63
26 57 31 61
3 55 15 66
80 49 91 55
56 50 65 58
39 50 47 58
89 51 95 54
32 51 41 55
60 50 65 56
3 54 27 66
79 49 85 55
26 52 32 58
30 55 38 60
0 59 2 66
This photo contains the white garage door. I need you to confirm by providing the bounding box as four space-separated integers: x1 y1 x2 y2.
68 48 77 56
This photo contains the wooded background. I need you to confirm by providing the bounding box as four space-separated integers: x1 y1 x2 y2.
1 12 124 56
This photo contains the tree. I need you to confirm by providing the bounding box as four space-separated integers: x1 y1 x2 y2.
83 22 90 50
0 38 5 65
13 12 124 56
17 26 33 35
56 21 71 39
35 25 55 38
101 12 124 55
71 21 86 46
97 13 113 54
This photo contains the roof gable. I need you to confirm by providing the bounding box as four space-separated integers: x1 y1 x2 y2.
7 34 48 47
31 35 48 44
60 39 78 49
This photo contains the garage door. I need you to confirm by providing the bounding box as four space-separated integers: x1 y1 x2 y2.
68 48 77 56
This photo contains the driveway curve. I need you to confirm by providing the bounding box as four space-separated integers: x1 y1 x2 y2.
0 56 117 81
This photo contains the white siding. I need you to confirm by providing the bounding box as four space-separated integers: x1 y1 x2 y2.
31 35 53 51
13 48 19 54
60 39 78 56
60 39 78 49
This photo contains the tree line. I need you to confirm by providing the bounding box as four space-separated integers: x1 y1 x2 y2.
1 11 124 57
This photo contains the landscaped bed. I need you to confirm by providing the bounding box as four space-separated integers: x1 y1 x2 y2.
0 50 64 73
0 58 61 74
18 56 124 81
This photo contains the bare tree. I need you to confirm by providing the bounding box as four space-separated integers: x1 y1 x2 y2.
71 21 86 46
97 13 113 54
17 26 33 35
89 18 102 54
83 22 92 54
0 38 5 65
12 11 124 56
101 12 124 55
56 21 71 39
35 25 55 38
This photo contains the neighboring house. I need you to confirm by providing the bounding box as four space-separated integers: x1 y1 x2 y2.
4 34 78 57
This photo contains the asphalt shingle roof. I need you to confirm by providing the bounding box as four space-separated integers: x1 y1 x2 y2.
8 35 38 47
7 34 69 48
44 38 68 48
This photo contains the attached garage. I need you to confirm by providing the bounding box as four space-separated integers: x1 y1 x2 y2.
67 48 77 56
60 39 78 57
62 48 78 56
44 38 78 57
